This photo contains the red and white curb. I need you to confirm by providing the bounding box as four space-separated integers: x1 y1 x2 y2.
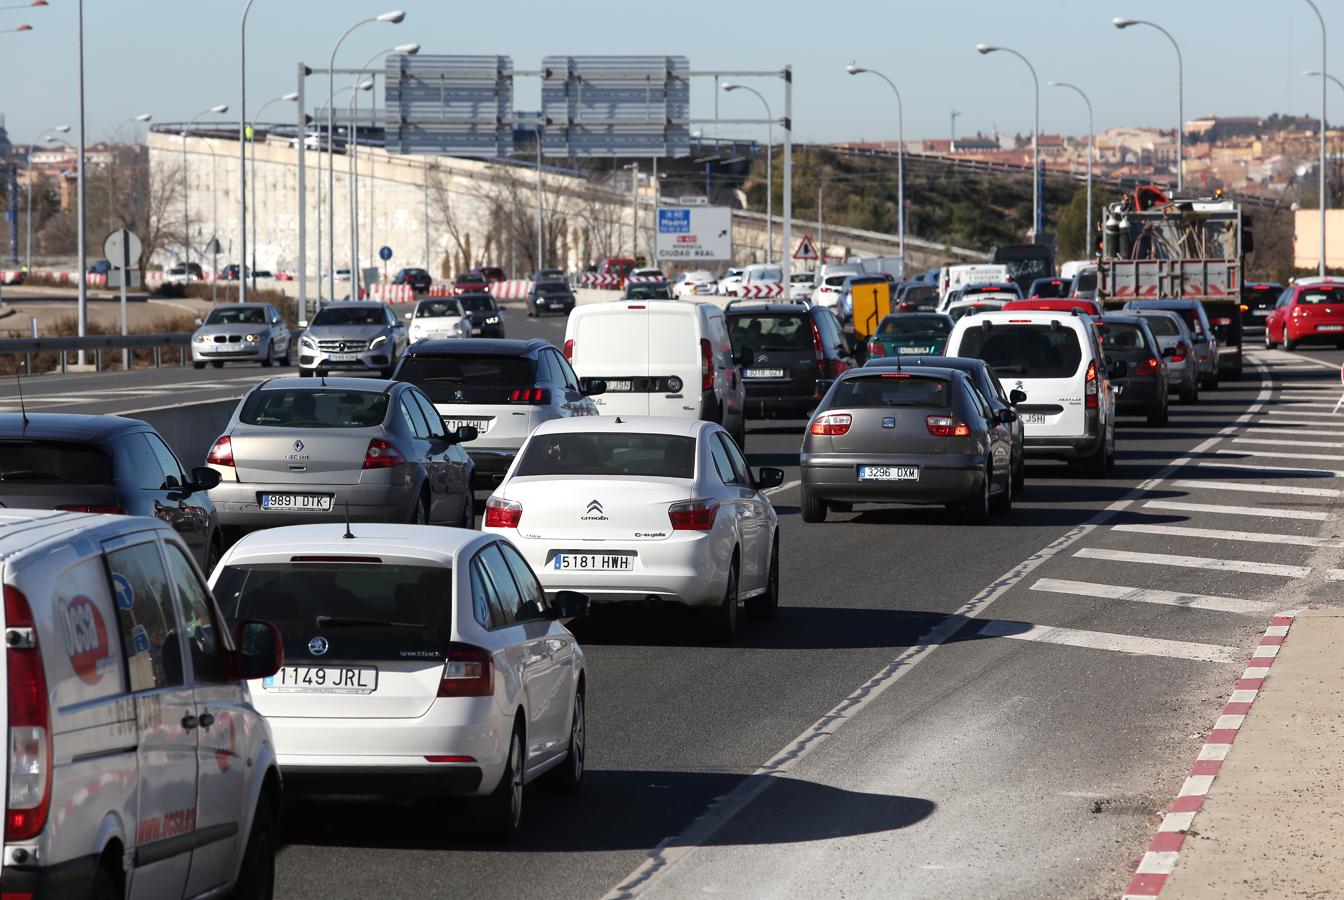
1121 612 1297 899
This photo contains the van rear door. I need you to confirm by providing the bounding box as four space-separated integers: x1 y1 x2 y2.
647 304 704 419
571 304 651 416
951 320 1088 439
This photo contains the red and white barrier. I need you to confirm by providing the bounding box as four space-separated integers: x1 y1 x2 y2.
628 274 666 284
369 283 414 303
0 270 23 285
580 274 623 289
738 282 784 299
488 280 532 300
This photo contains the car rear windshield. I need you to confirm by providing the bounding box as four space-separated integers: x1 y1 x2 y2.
459 295 496 314
311 306 385 327
1297 287 1344 305
514 432 696 478
205 307 267 325
1073 271 1098 292
1139 314 1181 337
1032 280 1070 298
414 300 462 318
832 375 951 408
537 281 570 293
1144 306 1203 335
213 563 453 662
1098 322 1149 352
1242 286 1280 309
396 354 536 404
626 285 672 300
728 314 811 353
957 324 1083 379
0 439 112 484
877 316 951 336
239 389 389 428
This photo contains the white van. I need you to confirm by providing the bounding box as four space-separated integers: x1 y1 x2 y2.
946 310 1115 473
564 300 748 447
0 510 283 898
939 263 1011 306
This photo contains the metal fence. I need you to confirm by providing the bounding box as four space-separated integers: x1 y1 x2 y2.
0 333 192 374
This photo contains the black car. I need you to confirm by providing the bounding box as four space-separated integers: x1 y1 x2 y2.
1096 315 1169 426
532 268 566 282
393 267 433 294
892 282 938 312
527 279 575 317
725 302 853 419
864 355 1027 491
458 292 506 338
1203 297 1244 380
1240 282 1284 339
0 414 223 570
218 264 251 281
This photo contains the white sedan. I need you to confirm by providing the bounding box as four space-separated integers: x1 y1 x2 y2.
482 416 784 642
210 523 589 840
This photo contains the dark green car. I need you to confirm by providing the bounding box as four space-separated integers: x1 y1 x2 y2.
865 313 955 360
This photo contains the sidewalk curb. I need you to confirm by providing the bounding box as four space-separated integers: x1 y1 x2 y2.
1121 612 1298 899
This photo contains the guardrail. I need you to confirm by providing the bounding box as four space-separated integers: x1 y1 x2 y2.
0 333 192 374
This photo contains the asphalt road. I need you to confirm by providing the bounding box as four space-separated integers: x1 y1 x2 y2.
17 311 1344 897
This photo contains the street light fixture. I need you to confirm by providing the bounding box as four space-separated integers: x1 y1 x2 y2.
181 104 229 287
238 0 264 305
977 43 1042 241
1049 81 1095 257
249 91 299 292
723 82 777 265
845 63 906 271
26 124 69 272
1112 16 1184 191
347 78 374 297
1301 0 1328 277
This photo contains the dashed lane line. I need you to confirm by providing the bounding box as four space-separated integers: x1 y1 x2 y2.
1112 522 1344 549
976 620 1241 664
1242 427 1344 438
1141 499 1331 521
1196 461 1344 478
1030 577 1274 615
1073 547 1311 579
1214 448 1344 463
1170 478 1342 498
1229 437 1344 449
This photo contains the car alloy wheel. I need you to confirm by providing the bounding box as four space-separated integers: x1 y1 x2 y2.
746 538 780 620
545 691 586 792
484 726 525 840
712 559 740 643
990 462 1013 514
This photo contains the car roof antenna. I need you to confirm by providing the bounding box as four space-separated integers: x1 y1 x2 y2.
14 373 29 430
894 344 902 372
342 499 355 540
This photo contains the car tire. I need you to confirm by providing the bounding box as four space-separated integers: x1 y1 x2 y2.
279 347 291 367
261 344 274 368
1210 369 1220 390
746 537 779 620
990 464 1012 515
1083 438 1108 476
543 689 585 793
711 557 740 643
1179 380 1197 404
89 864 118 900
459 494 475 530
211 361 224 369
410 493 429 525
1264 330 1277 350
1284 337 1298 352
1011 450 1025 493
298 368 313 378
800 486 827 523
956 468 991 525
192 361 205 370
482 724 525 841
1147 396 1169 427
205 536 223 577
231 795 276 900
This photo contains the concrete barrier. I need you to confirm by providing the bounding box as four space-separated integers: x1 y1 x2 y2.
575 288 624 306
130 399 239 470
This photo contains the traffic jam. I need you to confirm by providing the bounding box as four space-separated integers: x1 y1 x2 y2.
0 183 1338 898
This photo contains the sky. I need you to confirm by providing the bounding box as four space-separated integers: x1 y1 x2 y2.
0 0 1337 149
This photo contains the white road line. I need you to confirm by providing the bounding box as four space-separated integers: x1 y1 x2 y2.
1030 577 1274 615
1197 461 1344 477
1142 499 1331 521
1074 547 1311 578
1216 447 1344 464
1255 415 1344 425
1230 436 1344 449
763 479 800 496
976 620 1240 664
1243 426 1344 438
1327 570 1344 582
1171 478 1342 498
1113 522 1344 549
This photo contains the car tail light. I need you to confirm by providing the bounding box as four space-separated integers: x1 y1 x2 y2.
1293 306 1312 317
5 586 50 843
563 339 574 361
1085 360 1099 409
809 320 826 368
867 341 885 357
809 413 852 436
700 338 714 391
361 438 406 470
1170 341 1189 363
484 496 522 528
56 505 125 515
206 435 234 467
1135 357 1160 376
508 388 551 404
926 415 971 437
828 357 849 377
668 498 720 531
425 755 478 763
1213 317 1231 326
437 643 494 697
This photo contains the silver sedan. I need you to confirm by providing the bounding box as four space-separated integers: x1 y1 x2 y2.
205 377 475 534
191 302 291 368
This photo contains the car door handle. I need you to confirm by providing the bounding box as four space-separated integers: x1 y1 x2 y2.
181 714 198 731
198 712 215 729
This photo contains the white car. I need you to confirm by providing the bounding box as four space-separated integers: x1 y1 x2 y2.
675 270 718 298
945 298 1008 321
789 271 816 302
483 416 785 642
405 297 469 343
210 523 590 839
811 273 848 311
717 268 745 296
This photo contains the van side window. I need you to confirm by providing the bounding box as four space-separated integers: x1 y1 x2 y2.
163 543 226 683
106 542 186 691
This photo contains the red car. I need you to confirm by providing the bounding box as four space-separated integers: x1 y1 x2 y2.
475 266 506 284
1002 298 1102 316
1265 279 1344 350
453 271 489 295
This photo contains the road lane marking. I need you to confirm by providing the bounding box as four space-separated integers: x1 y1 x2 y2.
763 479 800 497
1113 522 1344 548
1243 426 1344 438
1256 413 1344 423
1216 447 1344 464
1229 437 1344 449
1030 577 1273 615
976 620 1240 664
1074 547 1310 578
1196 461 1344 477
1170 478 1342 498
1141 499 1331 521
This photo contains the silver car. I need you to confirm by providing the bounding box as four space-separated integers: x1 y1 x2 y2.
1129 309 1200 404
191 302 292 368
205 376 476 534
297 301 408 377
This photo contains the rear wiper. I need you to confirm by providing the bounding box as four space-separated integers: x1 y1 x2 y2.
422 376 465 384
0 471 60 482
314 615 423 629
991 365 1028 374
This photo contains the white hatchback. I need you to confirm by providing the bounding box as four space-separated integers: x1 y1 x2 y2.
482 416 784 642
210 523 590 839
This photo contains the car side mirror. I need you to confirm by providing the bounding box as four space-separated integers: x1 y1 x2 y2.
191 466 222 492
551 590 590 621
579 377 607 396
445 424 478 445
755 466 785 490
233 620 283 680
1161 346 1176 358
997 408 1018 424
404 312 413 320
298 320 309 328
1009 388 1027 405
194 317 203 326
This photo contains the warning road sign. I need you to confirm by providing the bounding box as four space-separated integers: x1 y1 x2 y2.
793 234 819 261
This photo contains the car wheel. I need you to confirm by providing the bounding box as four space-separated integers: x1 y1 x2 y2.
231 795 276 900
990 463 1012 514
298 368 313 378
543 689 585 793
1083 437 1109 476
261 343 274 368
1179 380 1197 404
1210 369 1220 390
710 557 740 643
1147 395 1169 427
482 724 525 841
211 361 224 369
1264 329 1277 350
957 468 991 524
746 536 779 620
88 864 118 900
1011 450 1025 493
409 493 429 525
459 494 475 530
800 486 827 523
192 361 205 370
205 537 223 577
279 347 291 367
1284 337 1298 352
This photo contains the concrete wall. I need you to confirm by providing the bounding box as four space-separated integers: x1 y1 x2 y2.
134 399 237 470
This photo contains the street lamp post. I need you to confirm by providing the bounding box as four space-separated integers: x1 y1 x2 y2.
249 92 298 292
1302 69 1341 218
1112 17 1183 192
977 43 1041 240
1049 81 1095 256
722 82 776 264
347 79 373 298
238 0 260 305
327 9 404 301
181 104 229 289
27 125 68 273
1302 0 1328 277
844 64 905 272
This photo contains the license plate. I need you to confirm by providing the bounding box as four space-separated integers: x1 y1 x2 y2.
605 379 633 392
858 465 919 481
263 665 377 694
326 353 357 362
898 346 933 355
443 418 490 434
553 552 635 571
1319 324 1343 332
548 302 565 309
1254 310 1269 317
1022 413 1049 425
744 368 785 379
260 493 334 511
